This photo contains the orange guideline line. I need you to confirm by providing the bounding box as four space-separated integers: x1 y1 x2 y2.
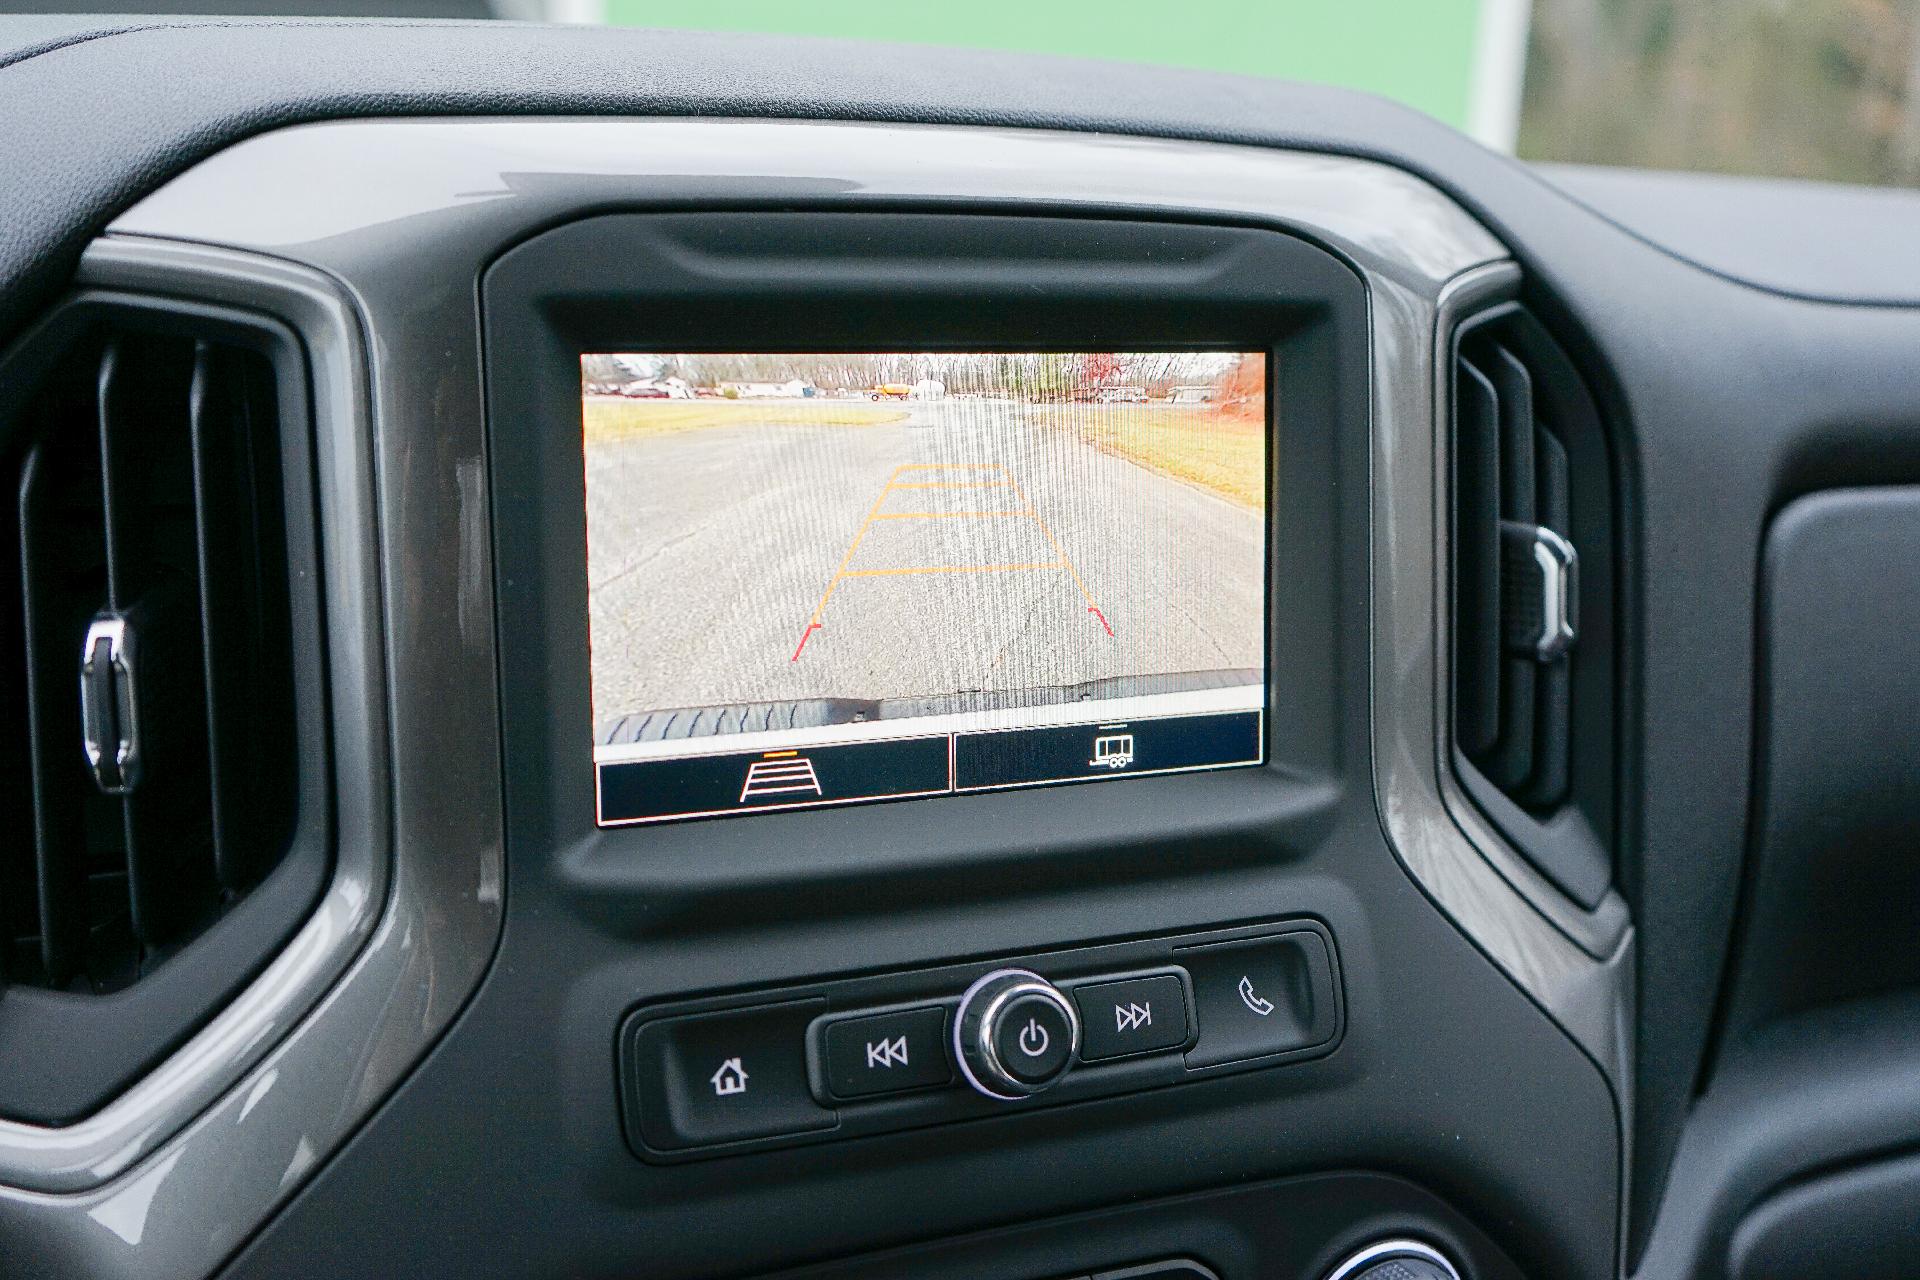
794 460 1113 661
870 510 1034 520
842 562 1068 577
995 464 1105 617
887 480 1013 490
793 465 907 659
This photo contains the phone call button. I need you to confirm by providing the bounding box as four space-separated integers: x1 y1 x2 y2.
1179 931 1339 1068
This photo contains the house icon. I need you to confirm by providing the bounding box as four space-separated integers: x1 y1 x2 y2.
710 1057 748 1097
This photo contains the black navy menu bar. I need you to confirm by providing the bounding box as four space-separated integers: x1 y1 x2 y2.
596 709 1263 826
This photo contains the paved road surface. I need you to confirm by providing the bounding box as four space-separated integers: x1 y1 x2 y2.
585 399 1264 739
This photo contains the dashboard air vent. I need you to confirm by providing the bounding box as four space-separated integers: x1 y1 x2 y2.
1450 303 1615 909
0 298 327 1125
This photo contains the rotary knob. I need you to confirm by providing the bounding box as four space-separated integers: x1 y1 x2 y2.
1323 1241 1461 1280
953 968 1080 1100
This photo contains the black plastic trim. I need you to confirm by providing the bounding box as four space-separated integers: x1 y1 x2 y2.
0 292 332 1125
620 919 1339 1163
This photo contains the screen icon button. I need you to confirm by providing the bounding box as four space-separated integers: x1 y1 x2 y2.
1089 729 1136 769
598 734 950 824
953 709 1261 792
738 752 822 803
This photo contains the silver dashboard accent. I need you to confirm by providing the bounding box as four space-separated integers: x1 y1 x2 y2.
1528 523 1580 661
108 118 1507 284
79 613 139 793
1323 1238 1462 1280
0 117 1628 1277
0 239 504 1278
0 246 392 1201
1392 262 1633 1054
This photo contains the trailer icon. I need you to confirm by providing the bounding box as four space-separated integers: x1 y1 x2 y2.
1089 732 1135 770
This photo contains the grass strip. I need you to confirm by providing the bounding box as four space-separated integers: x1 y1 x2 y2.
1028 403 1266 511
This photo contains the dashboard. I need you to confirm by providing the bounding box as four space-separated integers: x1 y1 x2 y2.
0 19 1918 1280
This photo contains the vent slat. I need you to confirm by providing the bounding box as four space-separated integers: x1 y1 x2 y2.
189 342 237 890
1536 423 1570 536
1454 360 1503 760
189 343 294 890
17 440 105 985
1489 345 1536 527
1520 428 1573 810
1484 345 1537 791
98 338 216 948
0 451 26 984
1487 565 1537 791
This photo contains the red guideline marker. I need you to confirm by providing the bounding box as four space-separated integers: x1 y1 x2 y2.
1088 606 1114 637
791 623 821 662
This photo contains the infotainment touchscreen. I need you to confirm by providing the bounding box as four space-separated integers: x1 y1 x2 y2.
582 352 1268 825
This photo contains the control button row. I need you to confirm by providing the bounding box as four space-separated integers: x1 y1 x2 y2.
620 927 1339 1155
1038 1261 1219 1280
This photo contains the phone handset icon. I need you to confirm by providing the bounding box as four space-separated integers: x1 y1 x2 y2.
1238 974 1275 1017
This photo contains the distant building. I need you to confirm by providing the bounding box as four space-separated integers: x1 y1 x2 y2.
727 380 813 399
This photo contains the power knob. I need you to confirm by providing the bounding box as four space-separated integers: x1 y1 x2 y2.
953 968 1080 1100
1323 1241 1462 1280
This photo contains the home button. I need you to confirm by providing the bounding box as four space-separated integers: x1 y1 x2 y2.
624 1000 837 1151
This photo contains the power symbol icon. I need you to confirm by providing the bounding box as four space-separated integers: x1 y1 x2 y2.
1016 1018 1050 1057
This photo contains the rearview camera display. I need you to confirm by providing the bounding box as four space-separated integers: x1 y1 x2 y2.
583 351 1268 825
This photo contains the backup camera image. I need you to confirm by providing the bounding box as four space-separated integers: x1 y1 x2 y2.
583 351 1268 824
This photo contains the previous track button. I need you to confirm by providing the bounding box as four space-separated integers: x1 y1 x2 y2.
818 1006 952 1099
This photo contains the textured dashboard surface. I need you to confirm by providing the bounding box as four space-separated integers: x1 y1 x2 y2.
1538 162 1920 307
